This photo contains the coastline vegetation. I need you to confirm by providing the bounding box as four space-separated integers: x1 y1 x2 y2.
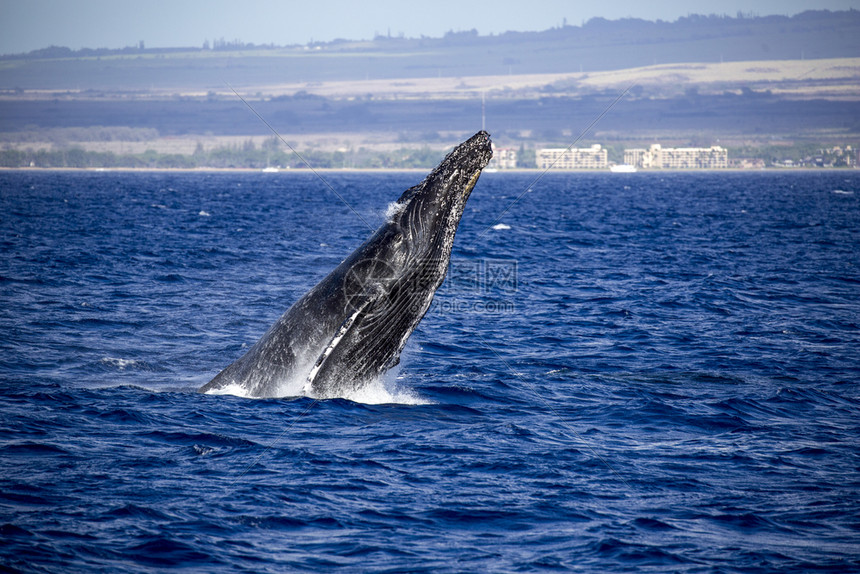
1 139 856 170
0 140 451 170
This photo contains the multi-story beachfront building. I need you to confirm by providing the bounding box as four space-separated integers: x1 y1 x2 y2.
489 146 518 169
535 144 608 169
624 144 728 169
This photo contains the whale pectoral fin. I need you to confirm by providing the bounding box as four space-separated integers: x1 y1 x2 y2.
307 283 428 397
303 299 373 395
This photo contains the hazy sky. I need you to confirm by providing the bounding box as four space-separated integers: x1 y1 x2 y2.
1 0 858 55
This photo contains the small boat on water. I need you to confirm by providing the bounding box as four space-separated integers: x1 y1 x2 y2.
610 164 637 173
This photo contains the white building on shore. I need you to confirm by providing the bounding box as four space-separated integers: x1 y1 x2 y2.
489 146 518 169
624 144 727 169
536 144 608 170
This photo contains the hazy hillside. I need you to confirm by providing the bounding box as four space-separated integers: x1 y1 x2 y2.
1 10 857 92
0 9 857 164
2 88 857 139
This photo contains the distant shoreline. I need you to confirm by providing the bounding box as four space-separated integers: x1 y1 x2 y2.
2 166 856 174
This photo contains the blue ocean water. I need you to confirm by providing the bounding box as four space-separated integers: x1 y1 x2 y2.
1 169 858 572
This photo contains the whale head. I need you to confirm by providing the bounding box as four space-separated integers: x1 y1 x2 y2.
384 130 493 275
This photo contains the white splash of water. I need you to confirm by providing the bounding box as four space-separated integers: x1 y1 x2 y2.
342 373 432 405
202 336 430 405
202 382 255 398
203 370 429 405
384 201 406 221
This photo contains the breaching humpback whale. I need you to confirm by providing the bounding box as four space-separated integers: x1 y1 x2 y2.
200 131 493 398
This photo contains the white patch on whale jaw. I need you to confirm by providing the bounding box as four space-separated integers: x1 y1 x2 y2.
302 302 368 397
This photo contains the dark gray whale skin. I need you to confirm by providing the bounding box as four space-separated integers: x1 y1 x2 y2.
200 131 493 398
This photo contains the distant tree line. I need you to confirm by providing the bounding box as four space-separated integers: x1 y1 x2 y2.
1 139 856 169
1 44 191 60
730 143 857 167
0 139 451 170
0 148 197 169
